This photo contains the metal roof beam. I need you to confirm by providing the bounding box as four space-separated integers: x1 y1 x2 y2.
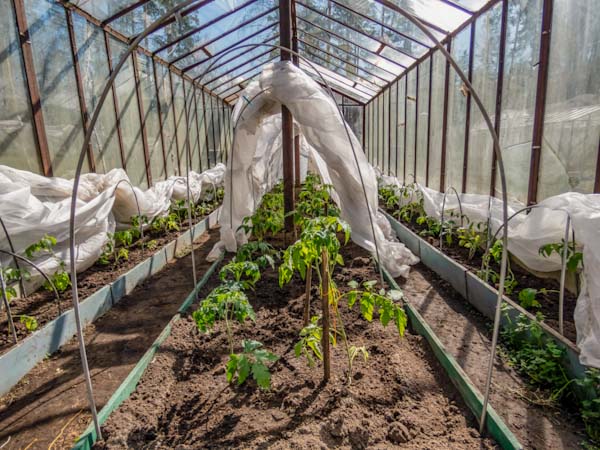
101 0 150 26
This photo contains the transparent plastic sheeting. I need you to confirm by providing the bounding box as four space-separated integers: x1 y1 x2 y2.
0 163 225 290
208 61 419 279
378 173 600 368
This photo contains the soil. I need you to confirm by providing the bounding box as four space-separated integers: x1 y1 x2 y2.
382 204 579 342
97 240 497 449
0 209 218 355
0 227 222 450
396 263 586 449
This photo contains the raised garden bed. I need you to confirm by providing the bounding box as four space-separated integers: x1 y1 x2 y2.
0 207 221 397
82 239 518 449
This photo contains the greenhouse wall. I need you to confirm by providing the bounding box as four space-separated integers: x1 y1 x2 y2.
365 0 600 205
0 0 232 183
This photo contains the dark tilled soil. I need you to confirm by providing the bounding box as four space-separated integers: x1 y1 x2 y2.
0 228 222 450
0 213 216 355
397 263 586 449
383 205 579 342
97 241 497 449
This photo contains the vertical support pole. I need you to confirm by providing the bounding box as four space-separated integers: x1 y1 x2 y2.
321 250 331 382
595 136 600 193
489 0 508 197
395 79 400 177
209 95 218 166
387 86 392 175
168 71 182 175
527 0 553 205
403 76 408 182
132 51 152 186
104 31 127 170
558 214 570 336
0 267 18 344
425 55 433 186
414 65 419 181
192 86 204 172
202 89 211 168
440 40 452 192
152 60 169 177
280 0 295 231
181 80 193 172
462 23 475 193
66 9 95 173
292 0 301 186
12 0 53 176
361 104 366 151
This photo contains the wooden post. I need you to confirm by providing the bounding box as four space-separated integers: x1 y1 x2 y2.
321 250 331 381
280 0 295 231
303 267 312 326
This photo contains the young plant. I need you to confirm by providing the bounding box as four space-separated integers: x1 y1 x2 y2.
478 240 518 295
219 261 261 290
295 316 325 367
518 287 558 309
25 234 71 293
98 232 130 267
576 369 600 443
18 314 38 332
226 339 278 390
457 221 486 260
539 240 583 274
234 241 280 269
239 191 284 240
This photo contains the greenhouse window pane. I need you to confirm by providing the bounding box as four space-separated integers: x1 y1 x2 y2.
155 64 177 176
428 50 446 190
202 48 279 88
74 0 140 22
148 0 277 61
0 0 41 174
396 77 406 178
73 14 123 175
496 0 542 204
416 58 430 184
300 61 372 102
384 0 470 33
465 4 500 195
25 0 87 178
109 37 148 188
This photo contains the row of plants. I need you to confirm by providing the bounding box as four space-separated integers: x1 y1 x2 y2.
0 188 224 341
378 182 583 311
378 182 598 446
192 175 407 389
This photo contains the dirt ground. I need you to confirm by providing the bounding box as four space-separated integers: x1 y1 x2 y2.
97 241 497 449
0 228 221 450
397 263 586 449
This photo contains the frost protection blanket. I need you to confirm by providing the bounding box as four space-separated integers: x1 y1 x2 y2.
0 164 225 291
378 175 600 368
214 62 418 277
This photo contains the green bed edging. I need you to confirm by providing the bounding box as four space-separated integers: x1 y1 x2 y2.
72 253 224 450
382 268 523 450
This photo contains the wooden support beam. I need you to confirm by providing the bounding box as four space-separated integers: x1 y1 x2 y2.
527 0 553 205
66 9 95 173
12 0 52 176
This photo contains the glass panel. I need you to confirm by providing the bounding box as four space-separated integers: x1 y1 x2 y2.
172 74 188 175
538 0 600 199
137 53 166 181
378 94 385 168
466 5 500 195
382 89 390 174
428 50 446 190
385 0 470 32
109 37 147 188
495 0 542 203
405 69 417 182
183 24 279 77
298 29 395 82
0 0 41 173
75 0 140 22
184 80 200 173
301 0 426 59
396 77 406 178
25 0 87 178
300 44 382 93
416 57 430 183
205 94 216 167
299 61 371 103
196 89 208 171
389 81 398 176
445 26 471 192
205 52 277 90
449 0 489 11
149 1 277 60
73 14 123 175
156 64 177 176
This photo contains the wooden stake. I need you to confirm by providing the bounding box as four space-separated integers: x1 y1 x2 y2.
321 250 331 381
303 267 312 326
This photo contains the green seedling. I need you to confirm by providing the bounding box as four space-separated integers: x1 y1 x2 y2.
234 241 280 269
25 234 71 293
539 240 583 274
518 287 558 309
226 339 278 390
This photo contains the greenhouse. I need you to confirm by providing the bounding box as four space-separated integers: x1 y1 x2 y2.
0 0 599 448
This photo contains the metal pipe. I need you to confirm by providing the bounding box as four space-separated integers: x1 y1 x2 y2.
373 0 510 433
559 215 570 335
67 0 204 440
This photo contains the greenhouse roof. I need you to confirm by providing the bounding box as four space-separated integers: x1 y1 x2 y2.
66 0 495 104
